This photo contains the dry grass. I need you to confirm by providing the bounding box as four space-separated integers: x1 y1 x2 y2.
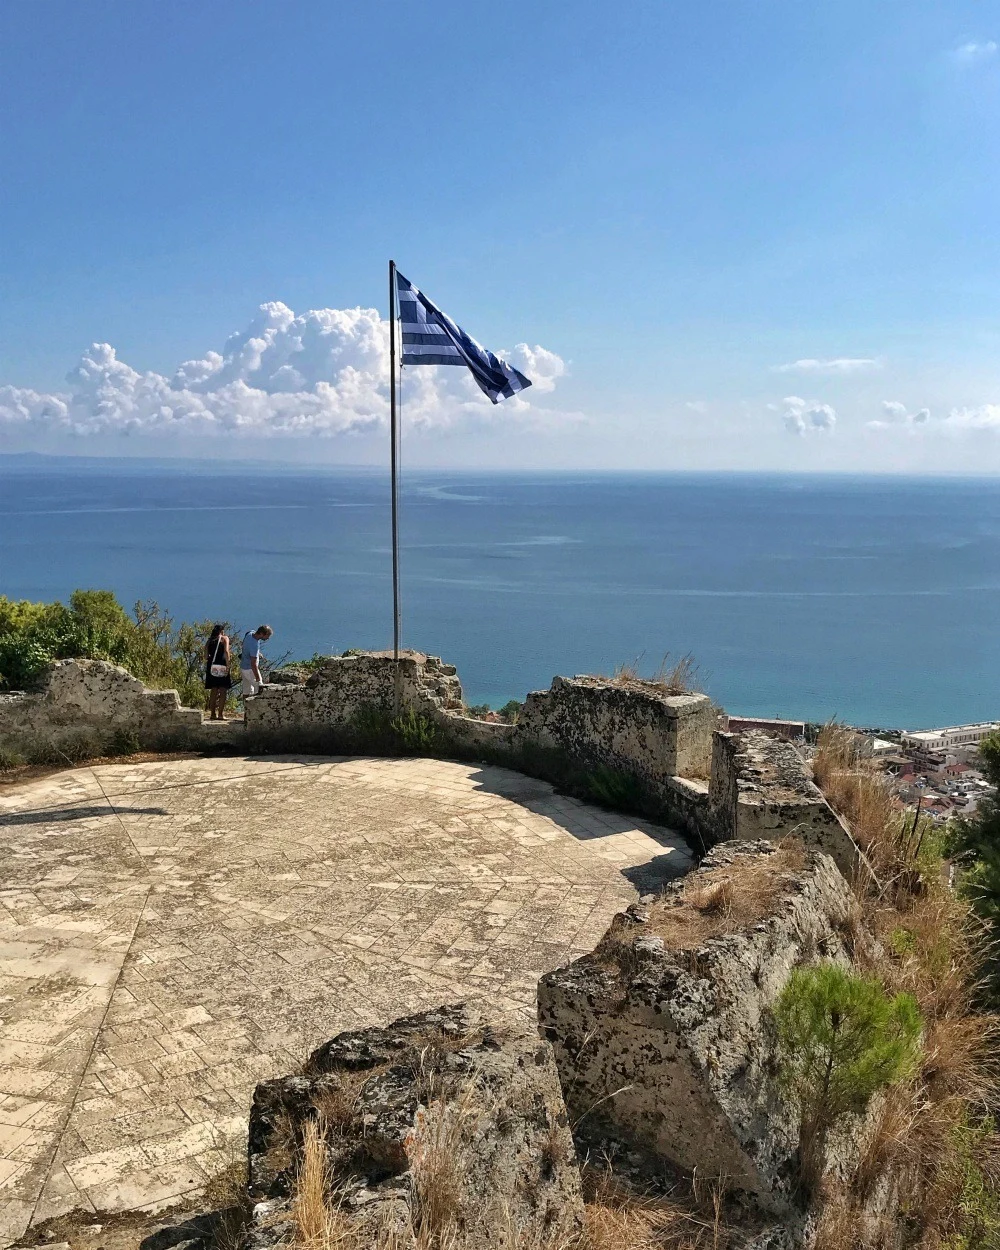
592 842 807 994
647 842 805 947
608 653 702 697
202 1150 253 1250
285 1072 584 1250
579 1167 731 1250
310 1067 387 1136
811 721 1000 1246
295 1121 333 1246
285 1136 734 1250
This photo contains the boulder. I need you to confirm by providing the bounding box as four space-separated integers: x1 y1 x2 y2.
247 1004 584 1250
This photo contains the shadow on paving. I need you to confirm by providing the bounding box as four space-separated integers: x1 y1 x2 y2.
0 804 168 826
468 765 694 892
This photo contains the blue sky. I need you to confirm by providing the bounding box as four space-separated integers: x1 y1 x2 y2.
2 1 1000 470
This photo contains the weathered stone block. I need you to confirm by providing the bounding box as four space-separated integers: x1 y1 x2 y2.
247 1004 584 1250
515 675 715 782
709 731 859 877
537 841 854 1215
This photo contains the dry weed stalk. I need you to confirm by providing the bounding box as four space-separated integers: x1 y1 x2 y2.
609 652 701 697
295 1120 333 1248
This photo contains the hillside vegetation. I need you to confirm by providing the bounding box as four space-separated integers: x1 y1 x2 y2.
0 589 226 706
812 725 1000 1248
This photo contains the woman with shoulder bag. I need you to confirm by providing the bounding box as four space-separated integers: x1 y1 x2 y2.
204 624 231 720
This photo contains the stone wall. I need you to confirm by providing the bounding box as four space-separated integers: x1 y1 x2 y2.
232 842 879 1250
246 658 720 842
516 675 716 780
246 1004 584 1250
245 650 514 757
0 659 222 751
708 730 859 878
247 659 863 873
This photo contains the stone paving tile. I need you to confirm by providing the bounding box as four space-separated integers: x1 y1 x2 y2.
0 754 693 1243
0 879 147 1246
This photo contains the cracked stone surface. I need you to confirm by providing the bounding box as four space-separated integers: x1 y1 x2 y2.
0 754 692 1244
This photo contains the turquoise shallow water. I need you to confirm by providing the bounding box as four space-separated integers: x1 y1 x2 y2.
2 460 998 729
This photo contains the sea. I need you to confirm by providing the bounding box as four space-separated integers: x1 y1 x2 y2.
2 458 998 731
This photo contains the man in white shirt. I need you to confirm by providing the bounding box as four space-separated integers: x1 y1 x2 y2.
241 625 273 703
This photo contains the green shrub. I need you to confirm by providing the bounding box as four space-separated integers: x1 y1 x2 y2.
948 731 1000 1000
584 764 645 812
391 708 438 754
348 704 396 753
775 964 922 1182
465 703 492 719
947 1115 1000 1249
0 590 233 709
109 726 142 757
56 727 104 763
498 699 523 724
0 635 56 690
0 744 25 771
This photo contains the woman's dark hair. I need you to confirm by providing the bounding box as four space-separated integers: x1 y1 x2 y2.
208 623 225 641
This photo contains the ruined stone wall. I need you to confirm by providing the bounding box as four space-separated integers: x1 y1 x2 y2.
0 659 212 749
248 650 462 729
709 730 859 878
244 650 514 755
238 843 877 1250
515 675 716 780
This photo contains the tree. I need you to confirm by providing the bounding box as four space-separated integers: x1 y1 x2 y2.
775 964 922 1187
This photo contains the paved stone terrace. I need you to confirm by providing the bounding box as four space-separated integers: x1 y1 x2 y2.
0 754 693 1244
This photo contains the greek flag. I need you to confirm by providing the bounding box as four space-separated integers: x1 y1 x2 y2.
397 272 532 404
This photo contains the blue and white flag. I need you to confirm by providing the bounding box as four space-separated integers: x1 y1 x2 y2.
396 272 532 404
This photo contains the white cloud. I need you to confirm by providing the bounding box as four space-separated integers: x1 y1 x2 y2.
781 395 837 436
867 400 930 429
685 400 708 413
771 357 881 375
953 40 998 63
945 405 1000 430
0 301 571 439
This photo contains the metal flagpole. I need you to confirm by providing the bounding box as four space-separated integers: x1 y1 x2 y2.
388 260 401 707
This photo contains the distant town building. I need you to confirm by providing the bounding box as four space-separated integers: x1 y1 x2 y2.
901 722 998 752
862 737 898 756
726 716 805 741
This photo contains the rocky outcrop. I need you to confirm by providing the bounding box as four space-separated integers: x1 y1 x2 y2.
709 731 859 877
247 1004 584 1250
537 841 855 1218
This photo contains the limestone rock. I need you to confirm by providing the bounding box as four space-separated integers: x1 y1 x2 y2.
265 668 305 685
247 1004 584 1250
517 674 716 782
709 731 859 877
538 840 855 1217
